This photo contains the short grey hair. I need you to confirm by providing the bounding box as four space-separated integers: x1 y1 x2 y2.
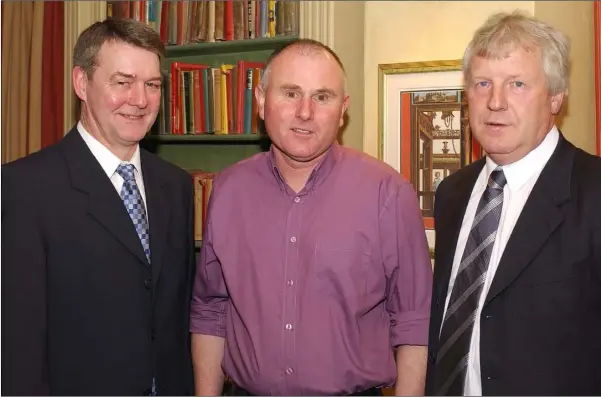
259 38 347 94
463 10 570 96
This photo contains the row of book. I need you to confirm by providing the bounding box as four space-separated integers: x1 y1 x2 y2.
107 0 300 45
152 60 265 135
191 171 214 242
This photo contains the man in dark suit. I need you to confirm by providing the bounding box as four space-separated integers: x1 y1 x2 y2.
2 19 195 395
425 11 601 396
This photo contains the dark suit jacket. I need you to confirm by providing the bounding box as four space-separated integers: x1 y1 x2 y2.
425 135 601 395
1 127 196 395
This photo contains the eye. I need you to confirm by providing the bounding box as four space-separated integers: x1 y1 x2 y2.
146 82 161 89
511 81 525 88
315 93 329 102
116 81 130 86
476 81 489 88
285 91 299 99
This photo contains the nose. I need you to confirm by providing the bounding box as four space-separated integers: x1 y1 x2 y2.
487 84 508 111
129 82 149 108
296 96 314 121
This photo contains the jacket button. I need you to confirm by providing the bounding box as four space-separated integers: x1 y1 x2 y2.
428 352 436 364
144 279 152 289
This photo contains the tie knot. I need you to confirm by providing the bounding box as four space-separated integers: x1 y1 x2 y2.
488 169 507 190
116 163 136 182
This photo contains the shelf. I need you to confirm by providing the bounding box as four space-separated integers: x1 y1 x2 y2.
165 36 299 58
144 134 269 143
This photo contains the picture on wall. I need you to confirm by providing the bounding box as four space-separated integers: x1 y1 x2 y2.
378 60 484 257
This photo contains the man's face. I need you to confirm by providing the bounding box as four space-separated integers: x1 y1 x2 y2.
256 48 349 164
74 40 162 157
466 46 564 165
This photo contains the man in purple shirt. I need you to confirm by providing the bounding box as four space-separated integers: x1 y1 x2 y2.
190 39 433 396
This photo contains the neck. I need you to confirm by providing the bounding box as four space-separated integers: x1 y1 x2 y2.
80 111 136 162
273 147 328 193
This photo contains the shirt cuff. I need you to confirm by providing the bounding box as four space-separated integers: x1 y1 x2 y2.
390 309 430 347
189 304 227 338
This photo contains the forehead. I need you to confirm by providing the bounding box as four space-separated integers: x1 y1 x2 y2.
269 47 345 89
95 40 160 74
471 45 542 72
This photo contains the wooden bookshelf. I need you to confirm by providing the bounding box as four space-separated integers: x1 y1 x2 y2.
165 36 298 58
144 133 269 143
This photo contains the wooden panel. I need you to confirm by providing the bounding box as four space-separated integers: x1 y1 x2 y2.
141 139 269 172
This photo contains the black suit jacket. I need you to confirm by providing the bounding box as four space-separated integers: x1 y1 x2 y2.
425 135 601 395
1 127 196 395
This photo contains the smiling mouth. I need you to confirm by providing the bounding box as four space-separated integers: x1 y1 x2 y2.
120 114 144 120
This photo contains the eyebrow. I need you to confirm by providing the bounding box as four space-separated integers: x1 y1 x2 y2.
279 84 337 97
111 71 163 82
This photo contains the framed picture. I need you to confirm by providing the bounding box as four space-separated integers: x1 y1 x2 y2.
378 60 483 235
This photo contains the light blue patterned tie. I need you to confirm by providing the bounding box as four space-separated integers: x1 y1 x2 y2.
116 163 151 264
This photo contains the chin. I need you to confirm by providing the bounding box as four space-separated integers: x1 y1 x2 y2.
119 128 150 143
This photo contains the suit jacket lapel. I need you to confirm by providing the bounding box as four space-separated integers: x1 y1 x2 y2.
485 135 573 305
60 128 149 265
141 151 171 289
435 160 486 303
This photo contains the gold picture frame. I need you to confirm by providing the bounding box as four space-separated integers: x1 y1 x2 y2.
378 60 484 259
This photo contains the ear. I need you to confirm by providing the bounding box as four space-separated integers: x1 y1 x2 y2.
549 91 565 115
255 84 266 120
339 94 350 127
73 66 89 102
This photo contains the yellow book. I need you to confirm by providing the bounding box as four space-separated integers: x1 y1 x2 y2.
220 64 234 134
268 1 276 37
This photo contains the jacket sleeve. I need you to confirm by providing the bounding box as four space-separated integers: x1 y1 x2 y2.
1 166 50 395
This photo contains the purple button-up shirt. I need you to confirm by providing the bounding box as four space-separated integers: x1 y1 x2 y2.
190 143 432 395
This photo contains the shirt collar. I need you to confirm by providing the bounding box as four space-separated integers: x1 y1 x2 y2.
267 142 341 195
77 121 142 179
484 125 559 191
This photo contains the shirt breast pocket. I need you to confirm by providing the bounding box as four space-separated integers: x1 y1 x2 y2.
314 247 369 300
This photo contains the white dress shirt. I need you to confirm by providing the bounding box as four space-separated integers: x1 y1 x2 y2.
77 121 149 223
441 126 560 395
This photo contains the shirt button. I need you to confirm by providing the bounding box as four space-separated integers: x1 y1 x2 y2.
285 323 293 330
294 196 301 203
290 236 296 243
287 280 294 286
285 367 294 375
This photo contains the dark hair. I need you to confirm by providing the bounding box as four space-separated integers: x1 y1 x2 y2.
73 18 165 79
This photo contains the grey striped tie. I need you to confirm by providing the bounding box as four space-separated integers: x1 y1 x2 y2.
435 168 507 395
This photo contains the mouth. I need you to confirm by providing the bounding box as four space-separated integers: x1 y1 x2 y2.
291 128 313 135
119 114 145 121
485 121 508 127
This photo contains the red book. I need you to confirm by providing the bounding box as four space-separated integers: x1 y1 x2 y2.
171 62 211 134
224 0 234 41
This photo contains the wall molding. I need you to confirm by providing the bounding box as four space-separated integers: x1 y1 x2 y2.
299 1 334 48
63 1 106 132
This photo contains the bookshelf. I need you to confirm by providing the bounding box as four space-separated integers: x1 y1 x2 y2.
144 34 298 172
100 2 301 173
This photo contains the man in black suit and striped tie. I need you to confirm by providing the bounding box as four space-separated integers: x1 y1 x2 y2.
425 10 601 396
